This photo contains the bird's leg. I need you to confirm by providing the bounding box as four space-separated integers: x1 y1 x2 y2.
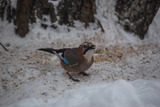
67 72 80 82
80 72 89 76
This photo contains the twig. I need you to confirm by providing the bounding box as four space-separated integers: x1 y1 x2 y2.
0 42 8 51
107 5 137 33
95 17 105 33
108 6 125 20
108 6 131 25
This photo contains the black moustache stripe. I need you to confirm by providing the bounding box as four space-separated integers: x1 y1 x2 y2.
83 47 94 54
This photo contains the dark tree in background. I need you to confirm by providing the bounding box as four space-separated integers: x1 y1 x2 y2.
15 0 32 37
0 0 16 22
116 0 160 39
0 0 160 39
0 0 96 37
0 0 57 37
15 0 57 37
57 0 96 27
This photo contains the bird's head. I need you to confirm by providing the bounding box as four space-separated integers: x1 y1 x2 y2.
79 42 96 54
79 42 95 61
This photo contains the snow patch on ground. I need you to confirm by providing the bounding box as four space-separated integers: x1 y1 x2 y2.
2 80 160 107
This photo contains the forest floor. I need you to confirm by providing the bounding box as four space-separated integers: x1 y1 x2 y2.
0 41 160 107
0 0 160 106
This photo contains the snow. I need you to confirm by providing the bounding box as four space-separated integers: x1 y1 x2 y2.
0 0 160 107
144 8 160 44
1 80 160 107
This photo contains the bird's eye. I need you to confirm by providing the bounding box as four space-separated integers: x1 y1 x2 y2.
83 45 86 49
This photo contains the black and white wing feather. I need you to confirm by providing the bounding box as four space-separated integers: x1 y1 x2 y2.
38 48 79 65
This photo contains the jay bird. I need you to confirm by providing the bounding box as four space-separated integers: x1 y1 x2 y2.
38 42 95 82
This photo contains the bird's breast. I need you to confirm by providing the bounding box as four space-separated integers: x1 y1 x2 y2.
84 50 93 62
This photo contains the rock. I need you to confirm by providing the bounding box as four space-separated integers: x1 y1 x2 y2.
50 24 57 29
41 23 48 29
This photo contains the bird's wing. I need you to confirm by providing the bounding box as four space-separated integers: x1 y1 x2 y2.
63 49 80 66
38 48 79 66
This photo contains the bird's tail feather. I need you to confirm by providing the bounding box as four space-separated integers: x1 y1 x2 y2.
38 48 56 54
38 48 65 59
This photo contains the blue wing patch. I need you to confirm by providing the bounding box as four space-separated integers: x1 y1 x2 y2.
62 58 70 65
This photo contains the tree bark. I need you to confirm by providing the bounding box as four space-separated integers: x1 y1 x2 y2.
115 0 160 39
14 0 57 37
1 0 96 37
57 0 96 27
15 0 32 37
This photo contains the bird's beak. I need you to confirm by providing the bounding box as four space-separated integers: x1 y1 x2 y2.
91 45 96 49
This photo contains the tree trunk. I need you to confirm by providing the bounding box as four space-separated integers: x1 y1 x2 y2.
14 0 57 37
0 0 15 21
115 0 160 39
1 0 96 37
57 0 96 27
15 0 32 37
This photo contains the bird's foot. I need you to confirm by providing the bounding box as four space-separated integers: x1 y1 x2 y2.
67 72 80 82
69 77 80 82
80 72 89 76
